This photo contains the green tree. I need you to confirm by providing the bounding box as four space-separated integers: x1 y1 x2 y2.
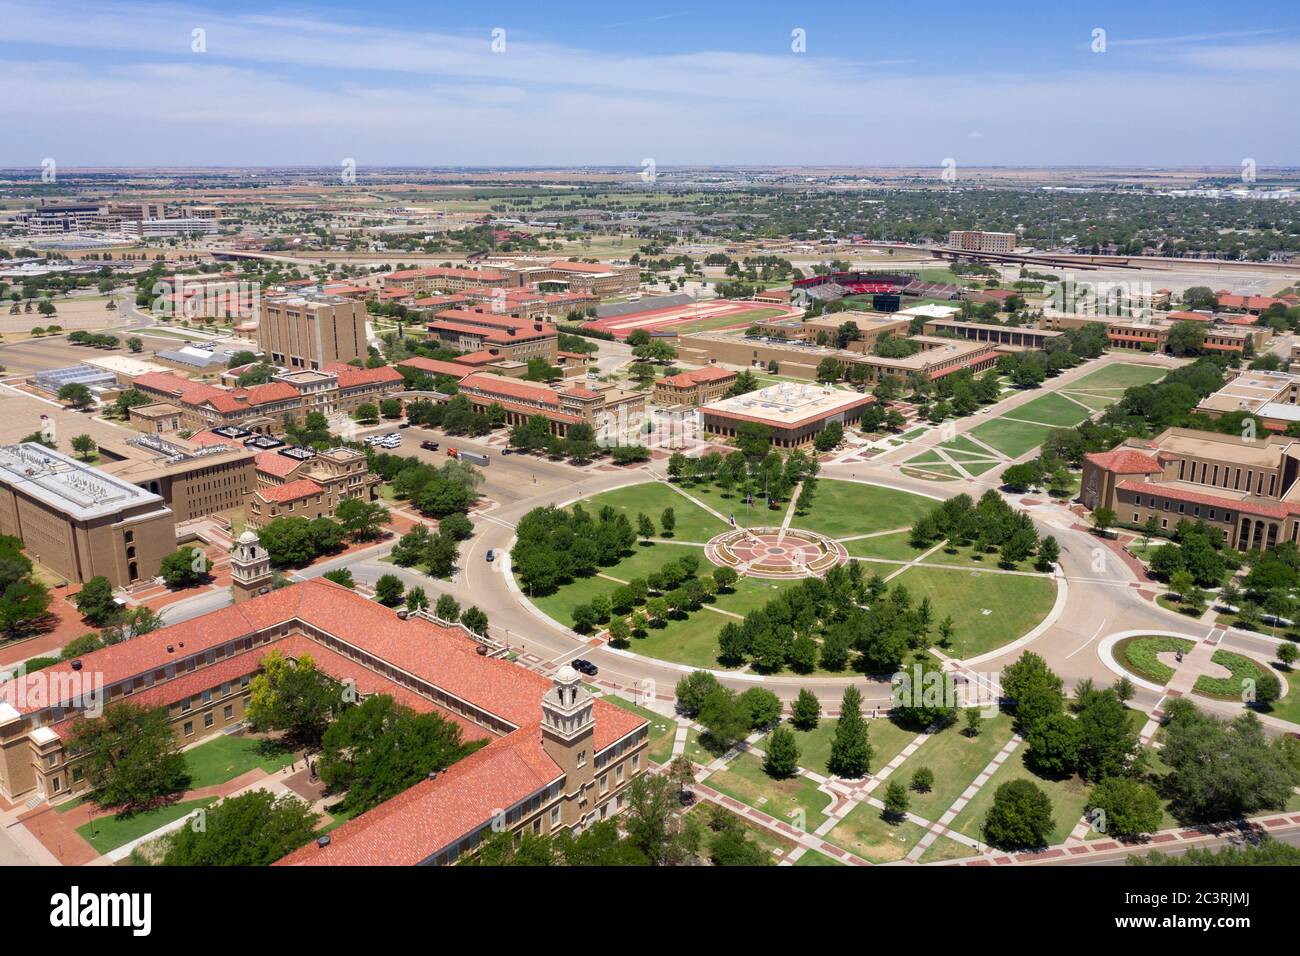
763 725 800 778
73 575 119 625
911 766 934 792
828 685 873 778
163 791 319 866
1086 777 1163 840
883 780 910 821
983 779 1055 850
322 568 355 588
70 433 97 460
405 586 429 612
461 606 489 636
57 382 93 409
660 507 676 537
159 546 207 589
245 649 342 748
375 573 405 606
791 688 820 730
335 498 391 540
434 594 461 622
67 702 191 810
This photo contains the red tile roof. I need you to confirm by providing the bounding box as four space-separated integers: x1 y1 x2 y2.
1115 479 1293 520
323 362 404 389
1084 449 1164 475
460 372 559 407
394 357 475 380
658 367 737 388
254 451 302 479
255 478 323 504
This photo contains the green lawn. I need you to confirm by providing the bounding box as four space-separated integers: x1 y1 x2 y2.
844 531 929 563
794 480 936 538
691 804 800 863
1067 363 1167 391
925 542 1038 573
706 752 833 832
1007 392 1093 428
1263 667 1300 725
918 833 981 863
1113 635 1195 685
892 566 1057 659
949 747 1091 848
673 307 787 333
183 735 296 789
600 695 678 765
824 801 928 863
78 798 218 854
794 849 844 866
530 541 704 628
968 417 1054 459
580 482 727 543
891 714 1016 823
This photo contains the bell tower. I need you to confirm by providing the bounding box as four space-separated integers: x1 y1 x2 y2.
540 665 596 829
229 530 272 603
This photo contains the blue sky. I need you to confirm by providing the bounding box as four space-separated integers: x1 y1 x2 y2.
2 0 1298 168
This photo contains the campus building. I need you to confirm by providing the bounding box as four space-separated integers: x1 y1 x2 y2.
0 578 649 862
247 446 378 528
676 330 997 385
131 365 403 436
652 367 737 408
457 373 646 442
101 433 256 524
1081 427 1300 551
921 319 1065 350
700 382 875 449
424 310 560 364
947 230 1016 254
258 292 368 370
1039 313 1271 354
1195 369 1300 432
0 443 174 587
383 266 514 293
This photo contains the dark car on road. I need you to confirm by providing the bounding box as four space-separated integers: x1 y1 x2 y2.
420 440 439 451
571 659 598 677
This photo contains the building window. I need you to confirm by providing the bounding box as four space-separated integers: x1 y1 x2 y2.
599 774 608 795
203 712 214 728
223 704 233 720
181 698 192 713
577 750 586 768
550 805 561 828
183 721 194 736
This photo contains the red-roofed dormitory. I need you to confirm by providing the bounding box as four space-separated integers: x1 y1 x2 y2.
0 577 648 865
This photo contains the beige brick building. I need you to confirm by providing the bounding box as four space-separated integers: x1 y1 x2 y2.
258 292 368 370
0 443 175 587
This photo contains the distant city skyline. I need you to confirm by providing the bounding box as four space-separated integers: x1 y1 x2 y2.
2 0 1299 168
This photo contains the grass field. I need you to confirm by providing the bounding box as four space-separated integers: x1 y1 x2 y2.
671 307 787 334
824 801 928 863
1007 392 1093 428
707 753 834 831
1065 363 1168 391
891 566 1057 659
183 736 295 789
967 417 1057 459
844 531 929 563
787 716 917 776
794 480 937 538
599 695 677 765
78 798 217 855
949 747 1091 847
577 482 727 543
891 715 1016 822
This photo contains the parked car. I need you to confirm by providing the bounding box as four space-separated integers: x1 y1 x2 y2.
420 440 439 451
571 659 598 677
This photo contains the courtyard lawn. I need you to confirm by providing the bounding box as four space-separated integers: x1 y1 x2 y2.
684 728 717 765
711 576 799 616
968 417 1054 459
949 746 1091 848
794 480 937 538
627 610 740 670
892 566 1058 660
677 480 774 529
1067 363 1167 391
1060 391 1119 412
890 714 1016 823
580 482 727 543
183 735 295 789
691 804 800 863
706 752 833 831
600 695 678 765
824 801 928 864
844 531 929 563
530 541 704 628
1113 635 1195 686
901 465 962 481
78 798 218 855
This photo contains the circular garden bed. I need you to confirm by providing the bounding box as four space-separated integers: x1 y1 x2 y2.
1113 635 1194 686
